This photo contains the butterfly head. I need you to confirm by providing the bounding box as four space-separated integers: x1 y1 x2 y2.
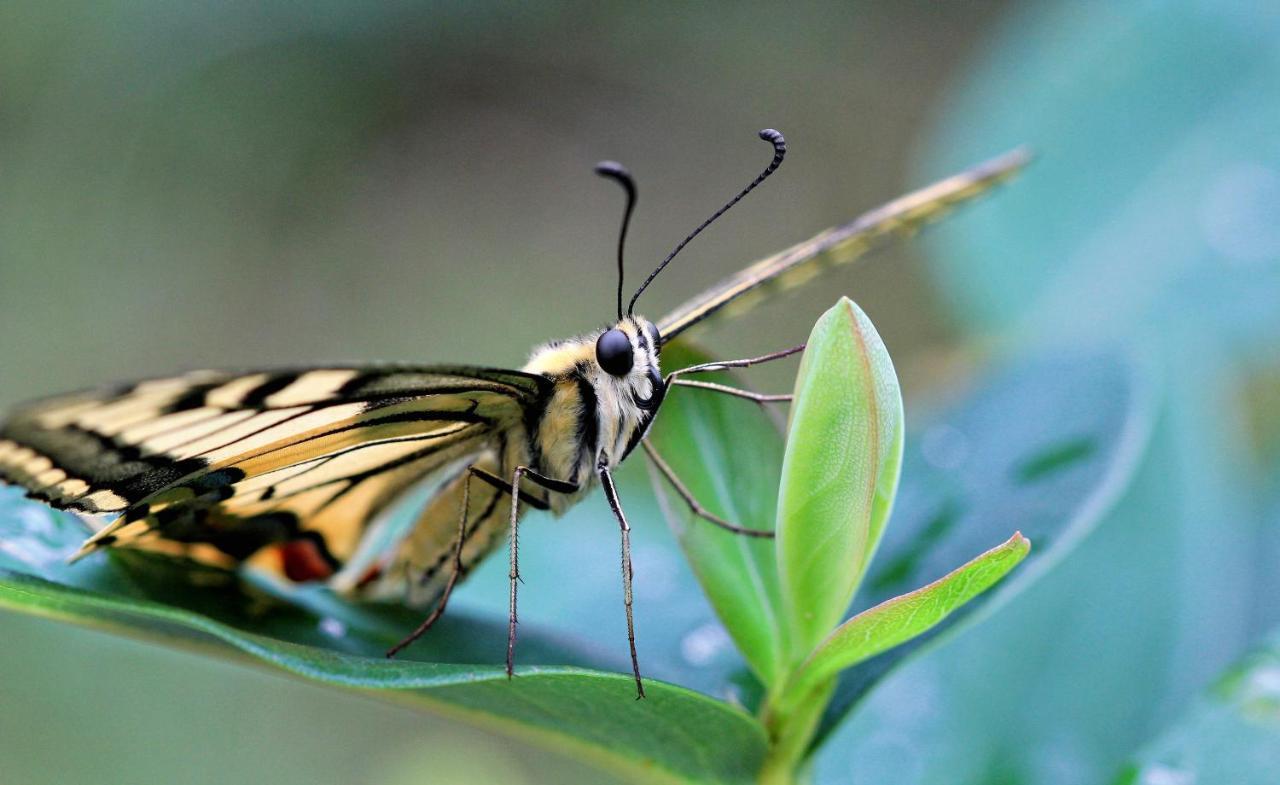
591 315 665 458
523 316 661 395
522 316 663 471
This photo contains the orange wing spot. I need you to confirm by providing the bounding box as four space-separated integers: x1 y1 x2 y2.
278 539 336 582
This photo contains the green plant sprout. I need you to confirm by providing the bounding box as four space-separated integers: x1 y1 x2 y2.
651 297 1029 783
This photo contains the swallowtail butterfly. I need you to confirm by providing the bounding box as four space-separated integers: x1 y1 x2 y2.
0 130 1025 695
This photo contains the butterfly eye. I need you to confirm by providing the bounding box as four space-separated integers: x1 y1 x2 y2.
595 329 635 376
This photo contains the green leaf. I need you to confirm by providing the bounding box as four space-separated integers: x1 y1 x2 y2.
0 562 767 785
812 350 1153 778
780 532 1028 710
1113 627 1280 785
0 483 768 785
644 346 1144 756
776 297 903 663
644 341 788 688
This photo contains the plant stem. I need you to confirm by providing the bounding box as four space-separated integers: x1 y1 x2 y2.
757 677 837 785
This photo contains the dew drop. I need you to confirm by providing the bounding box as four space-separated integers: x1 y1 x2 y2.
1244 664 1280 702
319 617 347 639
680 622 731 666
1139 765 1195 785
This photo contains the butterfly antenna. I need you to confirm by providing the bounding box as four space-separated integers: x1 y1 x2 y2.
627 129 787 315
595 161 638 322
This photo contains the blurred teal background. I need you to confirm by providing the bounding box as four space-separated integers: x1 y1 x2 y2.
2 2 1278 784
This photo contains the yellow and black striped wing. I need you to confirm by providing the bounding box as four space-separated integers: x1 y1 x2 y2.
656 147 1029 343
0 366 547 576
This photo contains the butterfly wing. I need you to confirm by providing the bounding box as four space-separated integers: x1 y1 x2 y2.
656 147 1029 342
0 366 548 581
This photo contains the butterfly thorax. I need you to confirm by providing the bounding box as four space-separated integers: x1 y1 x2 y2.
520 316 662 512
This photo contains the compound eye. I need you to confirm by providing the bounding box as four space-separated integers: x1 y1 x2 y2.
595 329 635 377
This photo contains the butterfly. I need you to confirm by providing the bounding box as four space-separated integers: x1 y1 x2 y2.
0 130 1025 696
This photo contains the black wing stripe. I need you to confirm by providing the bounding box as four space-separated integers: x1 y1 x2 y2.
306 431 481 513
165 382 229 414
136 410 259 455
239 373 301 408
118 407 234 445
175 407 320 462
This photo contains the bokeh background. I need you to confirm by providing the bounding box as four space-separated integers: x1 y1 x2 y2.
2 2 1278 784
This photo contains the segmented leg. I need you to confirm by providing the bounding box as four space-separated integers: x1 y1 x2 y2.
504 466 579 679
663 343 805 386
641 441 774 539
669 378 792 404
598 463 645 699
386 466 551 659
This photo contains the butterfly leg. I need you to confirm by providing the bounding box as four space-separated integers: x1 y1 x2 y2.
664 343 805 385
504 466 579 680
668 378 792 404
640 440 775 538
597 462 645 699
386 465 551 659
663 343 802 407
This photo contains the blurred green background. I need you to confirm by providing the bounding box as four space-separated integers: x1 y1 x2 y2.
2 1 1278 784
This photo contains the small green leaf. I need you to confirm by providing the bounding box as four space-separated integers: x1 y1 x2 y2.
776 297 904 663
780 531 1029 709
645 341 788 687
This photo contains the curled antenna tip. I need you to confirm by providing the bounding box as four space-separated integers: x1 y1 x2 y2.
595 161 637 202
595 160 631 179
626 127 790 314
596 160 638 320
758 129 787 170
